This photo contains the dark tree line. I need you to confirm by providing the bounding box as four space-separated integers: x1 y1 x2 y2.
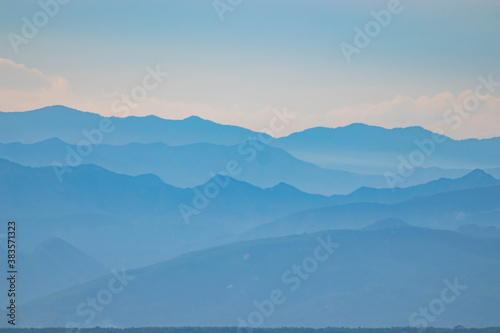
2 327 500 333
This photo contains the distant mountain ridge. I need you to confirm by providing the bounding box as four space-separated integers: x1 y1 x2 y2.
245 184 500 240
0 159 348 267
0 137 389 195
1 138 496 195
271 123 500 173
330 168 500 205
0 105 265 146
2 158 499 269
1 106 499 178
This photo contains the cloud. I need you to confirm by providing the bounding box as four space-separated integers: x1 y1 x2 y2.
0 58 69 111
0 58 67 91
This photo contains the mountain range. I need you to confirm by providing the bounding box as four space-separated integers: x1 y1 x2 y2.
0 106 262 146
245 184 500 240
2 105 500 328
272 124 500 174
1 106 500 185
0 138 388 195
2 157 499 270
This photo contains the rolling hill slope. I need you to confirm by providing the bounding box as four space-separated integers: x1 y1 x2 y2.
19 227 500 328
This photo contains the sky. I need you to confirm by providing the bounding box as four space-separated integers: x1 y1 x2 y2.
0 0 499 138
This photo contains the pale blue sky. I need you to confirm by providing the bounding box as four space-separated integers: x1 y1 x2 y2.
0 0 499 137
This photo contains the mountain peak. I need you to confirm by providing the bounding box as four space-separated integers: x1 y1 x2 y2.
182 115 208 122
36 137 69 145
457 169 499 186
33 237 73 253
463 169 493 179
268 182 301 192
195 174 251 190
34 105 98 116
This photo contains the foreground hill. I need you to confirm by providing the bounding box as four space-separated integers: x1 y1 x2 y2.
0 238 107 303
19 238 108 303
20 227 500 328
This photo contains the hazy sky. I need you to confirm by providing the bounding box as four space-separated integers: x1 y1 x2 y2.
0 0 499 138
